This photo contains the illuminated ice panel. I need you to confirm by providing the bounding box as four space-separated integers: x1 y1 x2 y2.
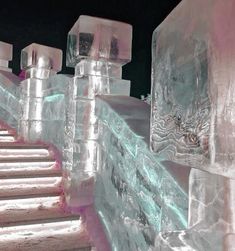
151 0 235 178
66 96 188 250
67 15 132 67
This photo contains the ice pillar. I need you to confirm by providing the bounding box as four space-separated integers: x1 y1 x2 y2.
19 43 62 142
0 41 12 72
64 15 132 207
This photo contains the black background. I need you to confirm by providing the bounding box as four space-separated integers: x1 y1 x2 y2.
0 0 181 97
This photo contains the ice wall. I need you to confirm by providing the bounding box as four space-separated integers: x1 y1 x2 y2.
150 0 235 249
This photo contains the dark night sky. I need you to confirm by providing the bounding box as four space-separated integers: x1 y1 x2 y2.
0 0 181 97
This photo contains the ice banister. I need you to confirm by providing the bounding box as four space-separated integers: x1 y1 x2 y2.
19 43 62 141
64 15 132 207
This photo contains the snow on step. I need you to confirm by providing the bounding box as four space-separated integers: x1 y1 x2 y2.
0 195 72 225
0 176 62 197
0 159 60 178
0 219 91 251
0 148 50 159
0 134 15 142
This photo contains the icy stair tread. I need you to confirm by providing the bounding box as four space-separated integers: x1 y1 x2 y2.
0 176 62 197
0 219 91 251
0 127 92 250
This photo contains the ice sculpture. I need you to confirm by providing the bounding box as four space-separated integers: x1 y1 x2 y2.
0 41 13 72
90 96 189 250
19 43 64 146
0 41 21 128
150 0 235 249
151 0 235 179
64 15 132 207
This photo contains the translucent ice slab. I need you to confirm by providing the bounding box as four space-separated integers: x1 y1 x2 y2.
19 43 70 149
21 43 62 79
0 42 20 128
150 0 235 179
67 96 189 250
0 41 12 71
67 15 132 66
155 169 235 251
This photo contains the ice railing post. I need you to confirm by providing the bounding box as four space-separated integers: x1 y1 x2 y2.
150 0 235 249
64 15 132 207
0 41 12 72
19 43 62 142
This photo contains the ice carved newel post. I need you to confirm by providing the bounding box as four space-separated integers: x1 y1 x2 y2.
150 0 235 249
19 43 62 142
65 15 132 207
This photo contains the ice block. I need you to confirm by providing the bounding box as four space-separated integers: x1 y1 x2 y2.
21 43 62 79
150 0 235 179
0 41 12 71
66 15 132 67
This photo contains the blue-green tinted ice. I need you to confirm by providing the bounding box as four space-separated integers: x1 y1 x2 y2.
150 0 235 249
93 96 188 250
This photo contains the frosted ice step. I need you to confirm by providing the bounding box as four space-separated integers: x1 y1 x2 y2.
0 134 15 142
0 176 62 198
0 159 60 178
0 218 91 251
0 144 50 158
0 129 11 135
0 195 74 226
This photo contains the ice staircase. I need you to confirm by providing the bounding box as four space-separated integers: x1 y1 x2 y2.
0 126 92 251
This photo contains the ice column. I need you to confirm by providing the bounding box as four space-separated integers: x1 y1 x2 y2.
19 43 62 142
65 15 132 207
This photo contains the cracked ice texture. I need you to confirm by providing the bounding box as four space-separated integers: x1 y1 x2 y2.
155 169 235 251
66 15 132 67
150 0 235 250
150 0 235 179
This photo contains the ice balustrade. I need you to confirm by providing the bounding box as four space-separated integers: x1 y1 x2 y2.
150 0 235 249
0 42 21 129
0 42 71 151
0 10 232 250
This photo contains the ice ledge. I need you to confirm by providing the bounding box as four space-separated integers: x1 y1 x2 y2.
96 95 190 193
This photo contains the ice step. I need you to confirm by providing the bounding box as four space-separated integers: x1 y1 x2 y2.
0 148 50 159
0 134 15 142
0 129 11 135
0 195 74 226
0 159 59 178
0 219 91 251
0 176 62 198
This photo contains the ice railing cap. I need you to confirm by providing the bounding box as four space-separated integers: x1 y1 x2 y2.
66 15 132 67
21 43 62 72
0 41 12 61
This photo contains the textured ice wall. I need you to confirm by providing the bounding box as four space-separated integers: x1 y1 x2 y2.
93 96 188 250
19 43 68 150
19 73 71 149
150 0 235 249
151 0 235 179
0 70 21 129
